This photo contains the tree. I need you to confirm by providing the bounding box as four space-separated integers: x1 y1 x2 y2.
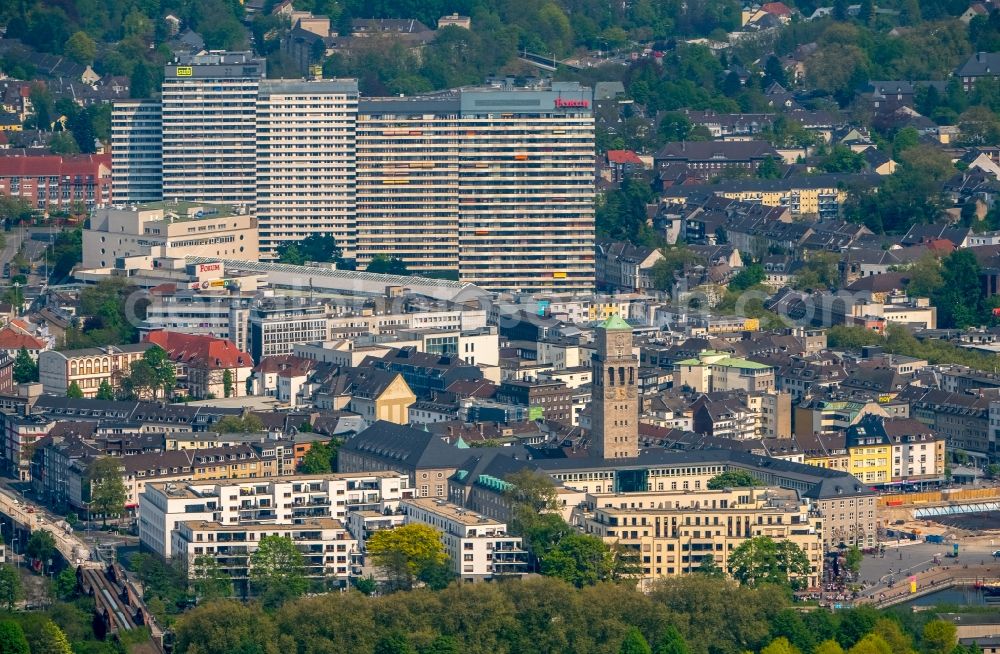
298 440 336 474
659 112 692 141
848 634 891 654
88 456 127 525
695 553 725 578
934 249 985 328
52 568 77 601
762 638 801 654
63 31 96 65
366 255 409 275
174 600 278 654
651 247 705 291
26 530 55 565
0 565 21 611
48 132 80 155
539 533 620 587
620 627 653 654
366 523 448 591
249 535 307 606
215 414 265 433
121 345 176 400
905 255 944 298
892 127 920 157
872 619 914 654
727 537 811 589
95 379 115 400
792 252 840 292
845 545 863 575
12 348 38 384
0 621 29 654
222 369 234 398
276 233 345 266
31 621 72 654
192 555 232 601
922 620 958 654
375 632 417 654
820 146 865 173
707 470 762 489
66 381 84 398
727 264 766 292
655 625 690 654
757 156 783 179
504 469 559 536
815 640 846 654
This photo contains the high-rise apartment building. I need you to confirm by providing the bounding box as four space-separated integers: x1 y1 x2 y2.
455 85 595 293
256 79 359 257
111 99 162 203
355 83 595 292
356 97 461 274
161 52 264 207
114 59 596 292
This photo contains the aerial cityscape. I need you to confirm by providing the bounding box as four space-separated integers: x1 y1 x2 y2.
0 0 998 653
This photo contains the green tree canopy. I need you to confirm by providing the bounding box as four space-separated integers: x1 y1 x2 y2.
0 621 29 654
249 535 308 607
174 600 278 654
0 565 21 611
366 523 448 591
727 537 811 590
66 381 84 398
87 456 127 525
707 470 762 489
26 530 55 564
214 414 265 433
922 620 958 654
620 627 653 654
12 348 38 384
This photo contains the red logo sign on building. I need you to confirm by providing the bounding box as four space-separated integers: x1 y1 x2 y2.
555 98 589 108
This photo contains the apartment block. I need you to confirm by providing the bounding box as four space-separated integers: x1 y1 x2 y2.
139 472 412 559
675 350 777 393
161 52 264 207
172 519 357 593
576 486 823 589
248 301 329 362
402 498 527 580
111 99 162 203
256 79 359 257
141 290 254 351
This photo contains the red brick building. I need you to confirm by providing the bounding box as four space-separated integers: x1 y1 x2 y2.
0 153 112 211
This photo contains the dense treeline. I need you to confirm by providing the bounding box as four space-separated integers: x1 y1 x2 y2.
170 576 973 654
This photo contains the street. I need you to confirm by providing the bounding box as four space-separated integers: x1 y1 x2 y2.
0 483 100 568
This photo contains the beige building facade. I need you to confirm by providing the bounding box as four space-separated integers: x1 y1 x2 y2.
83 203 258 269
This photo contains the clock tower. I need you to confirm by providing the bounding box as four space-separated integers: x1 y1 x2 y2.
592 315 639 459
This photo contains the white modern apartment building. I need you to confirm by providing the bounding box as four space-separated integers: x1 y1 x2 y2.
82 202 259 269
256 79 359 258
161 52 264 207
401 498 527 580
111 99 162 203
172 518 357 592
139 472 412 559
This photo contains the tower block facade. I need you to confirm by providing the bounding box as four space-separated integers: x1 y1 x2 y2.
591 315 639 459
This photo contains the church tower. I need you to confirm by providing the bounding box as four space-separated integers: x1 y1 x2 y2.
591 315 639 459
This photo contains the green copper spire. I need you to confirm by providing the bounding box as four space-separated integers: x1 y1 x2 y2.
600 314 632 330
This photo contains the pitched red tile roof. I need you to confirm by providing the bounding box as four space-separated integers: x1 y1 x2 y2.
0 153 110 178
0 326 46 351
607 149 644 165
761 2 793 15
145 330 252 369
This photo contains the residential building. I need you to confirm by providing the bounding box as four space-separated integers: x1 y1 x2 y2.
338 420 471 497
255 79 359 258
576 486 823 589
1 414 54 480
956 52 1000 92
161 52 265 207
38 343 154 397
675 350 776 393
596 242 664 292
111 99 162 203
82 202 259 269
145 331 254 399
319 367 416 424
495 380 573 424
793 395 889 438
904 387 994 465
0 153 111 210
402 497 527 580
654 140 780 175
139 472 411 558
